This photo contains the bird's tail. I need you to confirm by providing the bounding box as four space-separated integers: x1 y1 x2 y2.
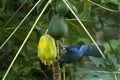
83 45 105 57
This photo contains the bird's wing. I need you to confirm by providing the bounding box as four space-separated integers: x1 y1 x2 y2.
78 45 88 56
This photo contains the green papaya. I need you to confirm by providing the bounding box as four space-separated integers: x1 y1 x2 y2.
56 0 69 15
65 2 78 19
48 14 68 40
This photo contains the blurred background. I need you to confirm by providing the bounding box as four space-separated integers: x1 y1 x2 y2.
0 0 120 80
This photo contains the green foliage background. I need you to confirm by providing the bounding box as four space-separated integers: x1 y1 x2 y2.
0 0 120 80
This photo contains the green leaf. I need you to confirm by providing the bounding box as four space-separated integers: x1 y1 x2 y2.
107 53 118 69
89 57 106 68
74 62 115 80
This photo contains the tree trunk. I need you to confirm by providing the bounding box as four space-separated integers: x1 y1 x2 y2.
52 62 61 80
52 41 61 80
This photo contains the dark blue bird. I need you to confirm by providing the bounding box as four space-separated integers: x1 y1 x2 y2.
59 45 105 64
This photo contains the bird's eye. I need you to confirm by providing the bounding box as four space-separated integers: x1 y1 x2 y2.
61 47 67 53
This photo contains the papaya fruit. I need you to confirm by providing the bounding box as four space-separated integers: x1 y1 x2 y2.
65 2 78 19
38 34 57 65
48 14 68 40
56 0 69 15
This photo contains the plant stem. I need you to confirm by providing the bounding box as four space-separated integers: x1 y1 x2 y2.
62 66 66 80
52 61 61 80
52 41 61 80
88 0 120 13
114 73 118 80
62 38 66 80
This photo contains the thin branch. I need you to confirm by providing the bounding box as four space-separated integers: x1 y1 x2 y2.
88 0 120 13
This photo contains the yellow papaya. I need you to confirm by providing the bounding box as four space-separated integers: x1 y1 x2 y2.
38 34 57 65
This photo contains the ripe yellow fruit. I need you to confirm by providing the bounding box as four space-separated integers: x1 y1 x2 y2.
38 34 57 65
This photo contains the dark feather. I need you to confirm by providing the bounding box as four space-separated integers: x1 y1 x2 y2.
83 45 105 57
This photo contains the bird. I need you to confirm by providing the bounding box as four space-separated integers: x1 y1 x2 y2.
59 45 105 64
59 45 88 64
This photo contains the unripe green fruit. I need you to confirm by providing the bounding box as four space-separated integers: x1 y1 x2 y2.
56 0 69 15
48 14 68 40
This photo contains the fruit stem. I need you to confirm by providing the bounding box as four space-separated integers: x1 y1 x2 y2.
45 29 48 35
